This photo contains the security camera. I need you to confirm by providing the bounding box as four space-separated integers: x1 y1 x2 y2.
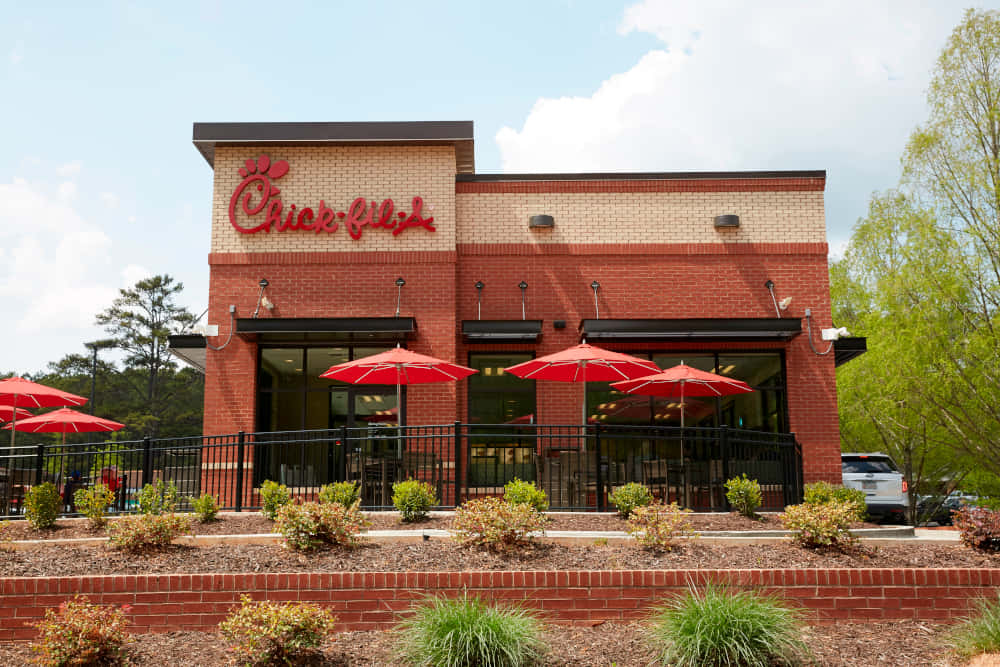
779 297 792 310
821 326 850 341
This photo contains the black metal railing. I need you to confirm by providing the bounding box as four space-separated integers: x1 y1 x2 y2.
0 423 802 518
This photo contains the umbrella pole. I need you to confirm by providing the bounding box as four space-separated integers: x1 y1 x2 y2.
581 361 587 453
680 382 687 508
396 371 402 460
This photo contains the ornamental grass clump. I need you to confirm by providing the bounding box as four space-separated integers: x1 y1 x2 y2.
626 502 695 551
220 594 337 667
318 480 360 508
259 480 292 520
396 594 545 667
106 513 192 551
953 506 1000 551
503 478 548 512
803 481 867 522
452 497 548 551
725 474 763 519
392 479 438 522
609 482 653 518
135 480 179 516
647 585 808 667
780 500 857 549
949 593 1000 657
275 500 370 551
30 595 131 667
74 482 116 528
189 492 220 523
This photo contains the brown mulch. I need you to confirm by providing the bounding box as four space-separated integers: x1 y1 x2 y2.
0 621 962 665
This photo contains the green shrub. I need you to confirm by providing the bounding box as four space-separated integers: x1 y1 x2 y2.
949 593 1000 657
392 479 438 523
725 474 763 519
259 480 292 521
503 478 548 512
275 501 370 551
318 481 360 507
626 502 695 551
803 481 867 521
189 492 219 523
135 480 179 516
609 482 653 518
396 594 545 667
25 482 60 530
220 594 337 666
452 497 548 551
780 500 857 549
953 506 1000 551
30 595 131 666
74 483 116 529
106 513 191 551
647 585 808 667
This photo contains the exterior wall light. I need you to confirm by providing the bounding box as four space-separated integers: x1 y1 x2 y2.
529 214 555 229
714 214 740 228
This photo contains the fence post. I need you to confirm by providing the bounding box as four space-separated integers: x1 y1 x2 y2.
594 424 604 512
453 421 462 508
141 436 152 492
234 432 245 513
720 425 730 512
339 425 349 481
34 444 45 486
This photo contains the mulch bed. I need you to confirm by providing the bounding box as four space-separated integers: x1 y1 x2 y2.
0 621 961 665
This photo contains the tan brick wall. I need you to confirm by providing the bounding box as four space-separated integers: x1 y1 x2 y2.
211 145 457 253
455 191 826 244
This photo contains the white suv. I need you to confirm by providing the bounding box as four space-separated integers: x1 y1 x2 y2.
841 453 908 524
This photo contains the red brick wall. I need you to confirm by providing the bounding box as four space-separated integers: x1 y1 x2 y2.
0 567 989 639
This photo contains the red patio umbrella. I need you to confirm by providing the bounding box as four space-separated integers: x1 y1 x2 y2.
3 407 125 445
0 377 88 451
0 406 33 424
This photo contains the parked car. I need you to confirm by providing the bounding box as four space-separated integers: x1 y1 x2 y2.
841 453 908 524
915 494 953 525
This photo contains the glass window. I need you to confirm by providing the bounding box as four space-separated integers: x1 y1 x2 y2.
307 348 349 389
259 349 304 390
717 354 782 388
467 354 536 424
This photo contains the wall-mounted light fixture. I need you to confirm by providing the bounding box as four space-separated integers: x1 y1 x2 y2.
395 277 406 317
590 280 601 319
714 214 740 229
519 281 528 320
475 281 484 320
529 214 555 229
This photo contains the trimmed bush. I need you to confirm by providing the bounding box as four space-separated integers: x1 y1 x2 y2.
25 482 60 530
953 505 1000 551
275 501 370 551
220 594 337 666
30 595 131 666
780 500 857 549
74 483 116 529
647 585 808 667
503 478 549 512
392 479 437 523
725 474 763 519
259 480 292 521
626 502 695 551
609 482 653 518
135 480 179 516
106 513 191 551
190 492 219 523
396 594 545 667
318 481 360 508
949 593 1000 657
452 497 548 551
803 481 867 522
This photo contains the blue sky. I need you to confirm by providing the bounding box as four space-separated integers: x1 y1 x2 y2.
0 1 993 373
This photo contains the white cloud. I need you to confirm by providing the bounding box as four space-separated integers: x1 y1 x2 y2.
121 264 151 287
99 192 119 209
57 181 77 200
9 41 23 65
55 161 82 177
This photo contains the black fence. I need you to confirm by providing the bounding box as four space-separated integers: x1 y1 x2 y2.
0 424 802 518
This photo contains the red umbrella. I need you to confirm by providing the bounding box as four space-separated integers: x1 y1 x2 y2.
0 406 32 423
3 407 125 445
0 377 88 451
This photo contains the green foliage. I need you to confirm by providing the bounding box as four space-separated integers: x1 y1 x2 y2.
189 493 219 523
30 595 131 667
396 594 545 667
392 479 437 523
452 497 549 551
220 594 337 667
318 481 360 508
106 513 191 550
725 474 763 519
609 482 653 518
74 483 116 528
259 480 292 521
780 501 857 549
647 585 808 667
503 478 549 512
135 480 179 516
949 593 1000 657
952 506 1000 551
24 482 60 530
803 482 867 522
625 502 695 551
274 501 370 551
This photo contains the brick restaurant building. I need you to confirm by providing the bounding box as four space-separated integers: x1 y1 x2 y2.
172 120 861 500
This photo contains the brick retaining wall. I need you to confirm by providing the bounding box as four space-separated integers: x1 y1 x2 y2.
1 568 996 640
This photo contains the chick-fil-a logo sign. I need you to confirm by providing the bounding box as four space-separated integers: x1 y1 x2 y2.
228 154 435 240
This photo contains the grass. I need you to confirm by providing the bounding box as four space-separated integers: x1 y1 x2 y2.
395 594 545 667
647 584 808 667
950 594 1000 657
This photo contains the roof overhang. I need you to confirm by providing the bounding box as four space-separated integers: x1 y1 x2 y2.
834 337 868 367
579 318 802 342
462 320 543 343
235 317 416 344
167 334 206 373
193 121 475 173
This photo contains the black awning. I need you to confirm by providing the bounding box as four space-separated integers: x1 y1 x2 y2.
834 337 867 367
236 317 416 343
579 318 802 342
462 320 543 343
167 334 206 373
